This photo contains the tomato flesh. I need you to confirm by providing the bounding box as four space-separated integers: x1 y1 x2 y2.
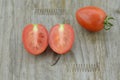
76 6 106 32
22 24 48 55
49 24 74 54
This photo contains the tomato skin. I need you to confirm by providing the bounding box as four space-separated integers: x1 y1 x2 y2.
49 24 74 54
76 6 107 32
22 24 48 55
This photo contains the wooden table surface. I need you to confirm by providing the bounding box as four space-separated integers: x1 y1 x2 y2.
0 0 120 80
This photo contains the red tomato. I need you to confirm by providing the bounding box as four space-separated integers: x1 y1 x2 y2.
22 24 48 55
76 6 108 32
49 24 74 54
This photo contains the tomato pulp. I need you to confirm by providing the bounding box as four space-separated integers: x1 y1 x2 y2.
49 24 74 54
22 24 48 55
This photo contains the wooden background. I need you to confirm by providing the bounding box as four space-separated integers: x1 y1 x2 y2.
0 0 120 80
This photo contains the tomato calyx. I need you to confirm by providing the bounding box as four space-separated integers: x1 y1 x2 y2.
104 16 114 30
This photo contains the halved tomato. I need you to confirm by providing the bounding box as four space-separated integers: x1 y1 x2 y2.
22 24 48 55
49 24 74 54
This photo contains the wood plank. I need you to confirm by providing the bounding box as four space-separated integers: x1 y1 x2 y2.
0 0 120 80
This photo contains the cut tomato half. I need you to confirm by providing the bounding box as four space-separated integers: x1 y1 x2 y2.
22 24 48 55
49 24 74 54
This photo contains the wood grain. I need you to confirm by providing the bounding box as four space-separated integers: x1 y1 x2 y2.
0 0 120 80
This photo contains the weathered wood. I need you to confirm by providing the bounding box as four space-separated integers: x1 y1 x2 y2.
0 0 120 80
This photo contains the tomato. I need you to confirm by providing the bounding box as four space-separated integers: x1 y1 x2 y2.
76 6 113 32
22 24 48 55
49 24 74 54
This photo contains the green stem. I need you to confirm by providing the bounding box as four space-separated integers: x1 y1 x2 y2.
104 16 114 30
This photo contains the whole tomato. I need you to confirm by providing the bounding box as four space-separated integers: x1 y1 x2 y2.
76 6 113 32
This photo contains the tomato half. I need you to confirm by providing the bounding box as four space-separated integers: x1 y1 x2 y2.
76 6 107 32
22 24 48 55
49 24 74 54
